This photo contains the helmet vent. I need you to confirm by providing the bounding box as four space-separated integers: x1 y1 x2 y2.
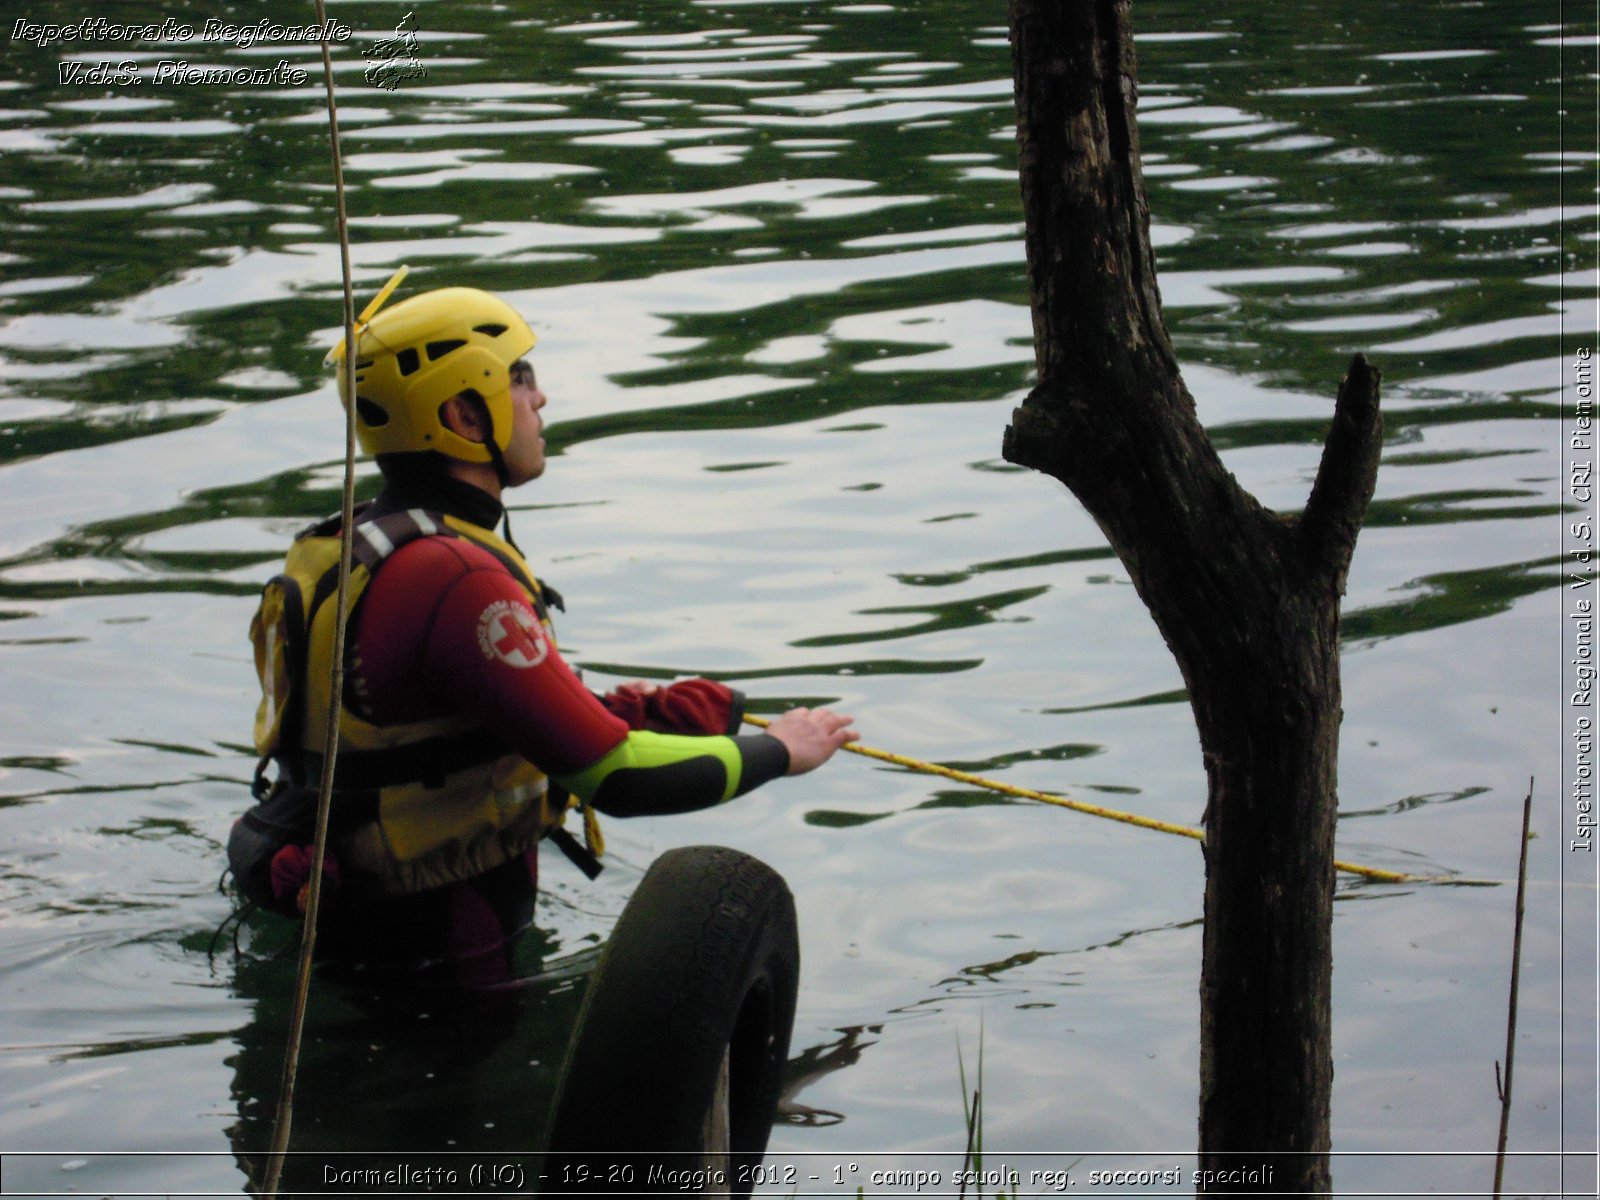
426 338 467 361
356 397 390 427
396 347 421 376
473 323 508 337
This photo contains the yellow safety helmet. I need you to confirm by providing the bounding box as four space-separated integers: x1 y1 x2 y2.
328 283 535 463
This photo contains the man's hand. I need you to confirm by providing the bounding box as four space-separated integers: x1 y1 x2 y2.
765 707 859 775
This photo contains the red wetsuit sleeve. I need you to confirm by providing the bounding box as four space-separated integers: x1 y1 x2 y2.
352 537 629 775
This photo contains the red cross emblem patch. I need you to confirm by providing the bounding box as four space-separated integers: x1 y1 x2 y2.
475 599 548 669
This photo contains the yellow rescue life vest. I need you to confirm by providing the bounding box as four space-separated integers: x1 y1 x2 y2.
248 505 602 898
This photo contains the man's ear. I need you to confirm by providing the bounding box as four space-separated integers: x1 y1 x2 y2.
438 394 488 443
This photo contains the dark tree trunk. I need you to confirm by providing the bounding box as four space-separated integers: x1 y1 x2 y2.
1003 2 1383 1195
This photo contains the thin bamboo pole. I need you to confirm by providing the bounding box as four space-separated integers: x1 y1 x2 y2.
258 6 358 1195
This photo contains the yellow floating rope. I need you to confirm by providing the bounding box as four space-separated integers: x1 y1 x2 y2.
742 714 1422 885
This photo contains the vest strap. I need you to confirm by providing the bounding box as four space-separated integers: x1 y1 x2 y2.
295 726 510 791
546 825 604 880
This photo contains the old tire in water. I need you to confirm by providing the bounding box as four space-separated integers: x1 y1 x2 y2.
542 845 799 1196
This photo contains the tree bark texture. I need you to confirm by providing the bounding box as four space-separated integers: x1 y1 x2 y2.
1004 2 1383 1195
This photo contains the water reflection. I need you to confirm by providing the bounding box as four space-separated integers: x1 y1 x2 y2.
222 925 584 1194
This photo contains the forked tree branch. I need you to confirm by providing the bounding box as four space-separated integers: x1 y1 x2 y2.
1301 354 1384 589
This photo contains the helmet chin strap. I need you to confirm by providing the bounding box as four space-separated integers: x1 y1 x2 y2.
484 439 522 551
484 433 511 490
459 392 520 549
457 392 511 486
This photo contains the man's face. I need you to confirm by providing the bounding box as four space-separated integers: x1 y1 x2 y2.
503 358 546 485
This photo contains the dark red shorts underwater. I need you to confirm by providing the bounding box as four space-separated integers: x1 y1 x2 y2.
313 849 540 990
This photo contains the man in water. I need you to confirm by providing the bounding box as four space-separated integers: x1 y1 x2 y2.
228 285 856 980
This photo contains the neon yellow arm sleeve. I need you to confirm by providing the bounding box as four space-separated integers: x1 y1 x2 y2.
553 730 751 816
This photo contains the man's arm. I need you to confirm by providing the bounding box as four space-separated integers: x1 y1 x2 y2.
361 537 794 816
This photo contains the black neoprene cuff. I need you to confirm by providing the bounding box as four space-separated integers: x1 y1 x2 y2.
731 732 788 797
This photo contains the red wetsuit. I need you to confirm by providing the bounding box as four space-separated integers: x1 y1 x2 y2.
348 528 787 816
307 476 788 979
350 533 631 776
